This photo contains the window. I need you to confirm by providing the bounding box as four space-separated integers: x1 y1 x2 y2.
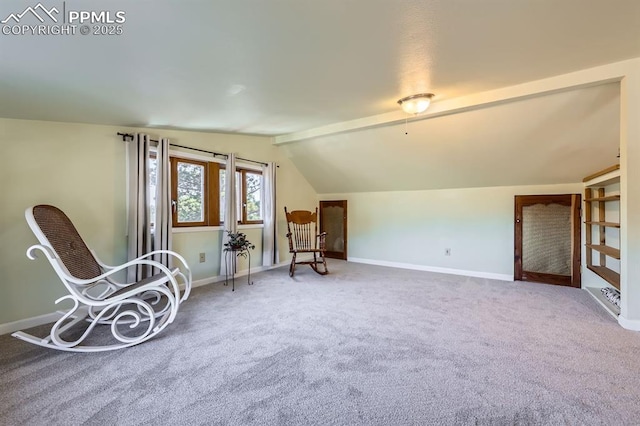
170 158 220 227
239 168 262 223
226 168 263 225
219 167 226 224
148 153 157 226
166 157 262 227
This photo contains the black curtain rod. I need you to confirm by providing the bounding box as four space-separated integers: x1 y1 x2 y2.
171 143 228 159
117 132 273 167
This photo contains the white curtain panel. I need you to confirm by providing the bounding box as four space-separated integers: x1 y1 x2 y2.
127 133 152 281
153 138 173 268
219 153 237 276
262 162 278 267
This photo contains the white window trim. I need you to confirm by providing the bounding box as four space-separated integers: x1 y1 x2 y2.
169 149 225 164
168 149 262 171
171 223 263 234
236 161 262 172
172 225 223 234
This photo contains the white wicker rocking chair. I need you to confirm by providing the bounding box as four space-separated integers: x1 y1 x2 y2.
13 205 192 352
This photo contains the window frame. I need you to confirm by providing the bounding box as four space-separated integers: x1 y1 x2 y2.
148 151 157 228
170 157 221 228
238 168 263 225
166 152 263 229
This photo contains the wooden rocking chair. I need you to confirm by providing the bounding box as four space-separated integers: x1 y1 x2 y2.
284 207 328 277
13 205 192 352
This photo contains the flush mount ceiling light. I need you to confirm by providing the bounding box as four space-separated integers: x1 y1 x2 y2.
397 93 435 115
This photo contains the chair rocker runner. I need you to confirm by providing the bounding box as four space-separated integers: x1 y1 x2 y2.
13 205 192 352
284 207 329 277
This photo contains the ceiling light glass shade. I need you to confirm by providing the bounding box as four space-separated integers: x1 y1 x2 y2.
397 93 434 114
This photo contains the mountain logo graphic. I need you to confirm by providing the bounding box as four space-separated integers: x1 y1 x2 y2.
1 3 59 24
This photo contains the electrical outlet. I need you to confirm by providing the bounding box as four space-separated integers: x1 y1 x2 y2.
445 248 451 256
199 252 205 263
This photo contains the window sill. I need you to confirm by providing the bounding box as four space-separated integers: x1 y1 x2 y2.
171 224 263 234
172 226 223 233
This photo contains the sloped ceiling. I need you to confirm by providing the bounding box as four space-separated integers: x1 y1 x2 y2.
281 83 620 193
0 0 638 135
0 1 635 193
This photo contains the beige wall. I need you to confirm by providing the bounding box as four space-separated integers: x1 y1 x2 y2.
619 60 640 324
172 227 263 281
320 183 584 279
0 118 317 325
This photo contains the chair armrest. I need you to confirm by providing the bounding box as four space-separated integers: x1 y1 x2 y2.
93 249 188 272
285 232 294 252
28 243 181 307
316 232 327 250
137 250 192 302
93 260 181 307
93 249 192 302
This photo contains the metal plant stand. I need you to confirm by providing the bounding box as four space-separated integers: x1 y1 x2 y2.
223 248 253 291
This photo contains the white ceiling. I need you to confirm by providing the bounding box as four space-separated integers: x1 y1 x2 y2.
0 0 639 136
282 83 621 193
0 1 637 194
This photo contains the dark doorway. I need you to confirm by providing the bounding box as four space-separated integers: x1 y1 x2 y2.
320 200 347 260
514 194 581 287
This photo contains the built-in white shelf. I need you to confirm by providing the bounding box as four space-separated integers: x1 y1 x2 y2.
583 164 622 320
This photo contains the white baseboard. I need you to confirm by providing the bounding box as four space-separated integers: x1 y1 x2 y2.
618 315 640 331
1 262 291 336
191 261 289 288
0 312 61 336
347 257 513 282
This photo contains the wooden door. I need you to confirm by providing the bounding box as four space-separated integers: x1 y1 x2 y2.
320 200 347 260
514 194 581 287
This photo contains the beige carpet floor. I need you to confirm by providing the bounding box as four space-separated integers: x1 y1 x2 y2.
1 260 639 425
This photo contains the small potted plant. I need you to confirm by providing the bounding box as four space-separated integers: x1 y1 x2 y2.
223 230 255 258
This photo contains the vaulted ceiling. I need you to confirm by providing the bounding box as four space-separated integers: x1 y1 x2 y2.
1 1 638 192
282 83 621 193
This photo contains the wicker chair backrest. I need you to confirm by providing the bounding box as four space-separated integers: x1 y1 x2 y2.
32 205 102 280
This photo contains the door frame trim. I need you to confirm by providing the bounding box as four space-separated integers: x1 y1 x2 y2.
319 200 347 260
514 194 581 288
